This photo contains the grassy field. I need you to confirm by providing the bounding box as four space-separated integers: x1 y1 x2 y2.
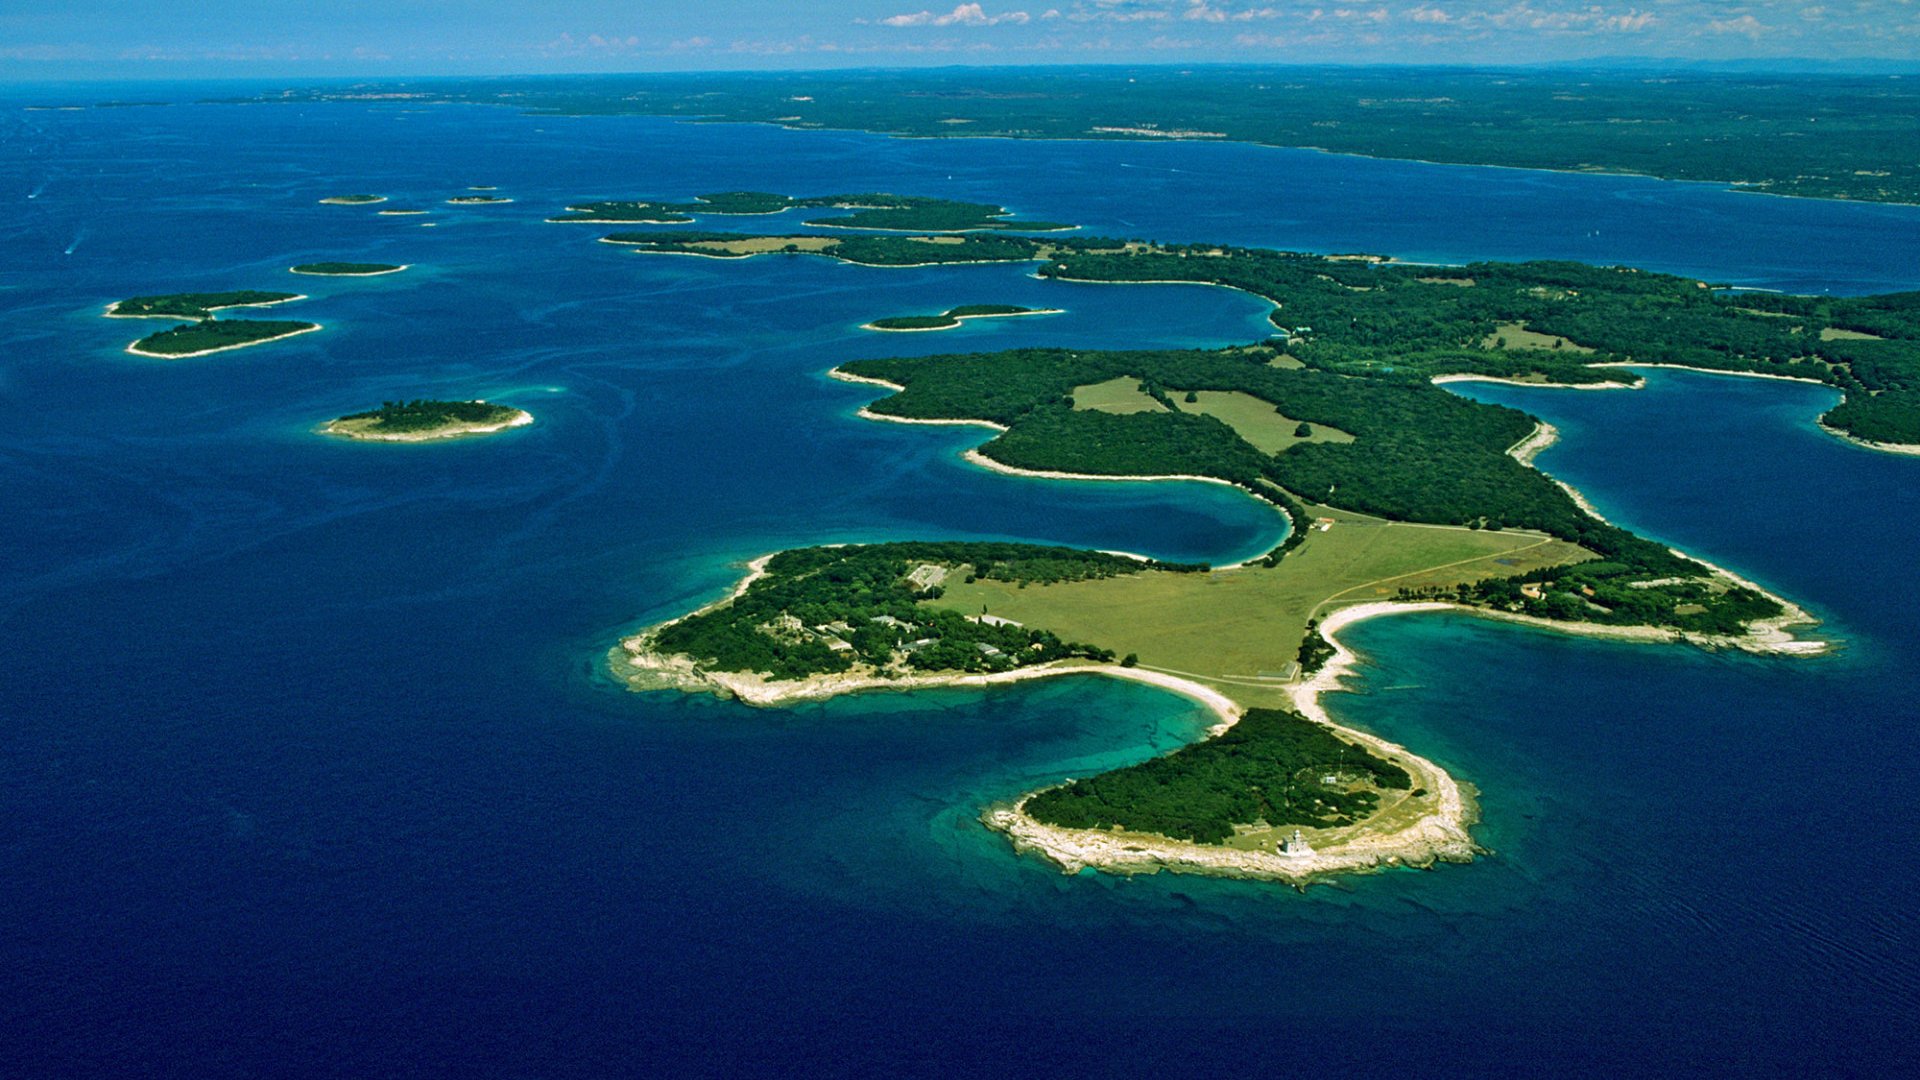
1483 322 1593 353
930 506 1590 708
1170 390 1354 453
1071 376 1165 414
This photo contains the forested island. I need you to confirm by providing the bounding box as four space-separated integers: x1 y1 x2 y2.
604 191 1859 884
107 291 302 319
126 319 320 358
323 399 532 442
447 195 512 204
105 291 318 357
864 304 1059 331
255 69 1920 205
319 194 385 205
290 262 406 276
556 191 1067 232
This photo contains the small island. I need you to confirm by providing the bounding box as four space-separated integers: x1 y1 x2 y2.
864 304 1061 332
322 399 532 442
555 191 1069 231
319 194 386 205
377 209 430 216
127 319 320 358
290 262 408 277
548 200 695 224
447 195 513 205
107 290 302 320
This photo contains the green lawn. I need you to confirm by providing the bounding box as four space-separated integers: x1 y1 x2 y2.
930 507 1590 707
1170 390 1354 454
1071 376 1165 414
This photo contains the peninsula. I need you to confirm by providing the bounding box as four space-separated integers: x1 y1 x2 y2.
863 304 1060 332
290 262 407 276
323 399 532 442
602 194 1856 885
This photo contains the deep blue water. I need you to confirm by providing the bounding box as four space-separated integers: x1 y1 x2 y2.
3 96 1918 1076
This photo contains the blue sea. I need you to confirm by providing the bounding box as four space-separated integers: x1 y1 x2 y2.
3 90 1918 1075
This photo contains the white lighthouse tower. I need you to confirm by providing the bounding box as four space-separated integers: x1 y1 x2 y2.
1278 829 1314 858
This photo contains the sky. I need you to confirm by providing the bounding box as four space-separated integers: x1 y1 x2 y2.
2 1 1917 81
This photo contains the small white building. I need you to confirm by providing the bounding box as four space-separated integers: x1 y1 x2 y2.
1278 829 1314 858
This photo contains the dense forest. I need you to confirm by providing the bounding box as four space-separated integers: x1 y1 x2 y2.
1023 707 1412 844
337 399 519 432
649 542 1203 682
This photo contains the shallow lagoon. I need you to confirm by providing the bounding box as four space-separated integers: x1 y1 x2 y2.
2 97 1918 1073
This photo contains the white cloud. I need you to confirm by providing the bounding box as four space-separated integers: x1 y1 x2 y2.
879 4 1032 26
1709 13 1769 36
1183 2 1281 21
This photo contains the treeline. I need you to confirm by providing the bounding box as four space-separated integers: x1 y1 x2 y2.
1024 707 1412 844
652 542 1199 681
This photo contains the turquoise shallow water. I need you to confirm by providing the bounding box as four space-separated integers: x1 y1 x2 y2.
3 94 1918 1075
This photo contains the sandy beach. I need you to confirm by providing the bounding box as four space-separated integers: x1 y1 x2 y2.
1432 372 1640 391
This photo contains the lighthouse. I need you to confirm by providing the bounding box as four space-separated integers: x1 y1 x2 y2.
1278 829 1314 858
